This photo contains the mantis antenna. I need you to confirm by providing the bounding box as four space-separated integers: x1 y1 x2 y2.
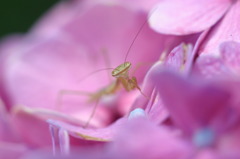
124 8 158 65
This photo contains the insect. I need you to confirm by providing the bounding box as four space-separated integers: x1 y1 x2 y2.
56 12 152 128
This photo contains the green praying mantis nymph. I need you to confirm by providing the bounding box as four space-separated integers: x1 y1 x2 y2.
56 14 152 128
56 61 147 128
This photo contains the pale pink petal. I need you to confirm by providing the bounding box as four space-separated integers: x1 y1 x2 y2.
149 0 232 35
199 0 240 55
47 117 127 142
10 106 103 146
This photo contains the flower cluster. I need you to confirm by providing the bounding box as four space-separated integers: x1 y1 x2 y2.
0 0 240 158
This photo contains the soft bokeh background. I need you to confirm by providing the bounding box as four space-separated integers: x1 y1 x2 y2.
0 0 58 38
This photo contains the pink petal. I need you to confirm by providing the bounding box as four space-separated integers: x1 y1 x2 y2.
195 149 220 159
113 0 160 11
1 35 114 127
218 127 240 158
220 41 240 75
149 0 232 35
10 106 98 147
194 56 231 78
165 43 193 72
0 142 28 159
108 118 192 159
29 1 82 38
0 99 19 142
194 41 240 78
152 70 232 135
47 117 127 142
199 0 240 55
0 35 23 109
130 61 162 112
146 98 169 124
58 129 70 155
11 107 53 147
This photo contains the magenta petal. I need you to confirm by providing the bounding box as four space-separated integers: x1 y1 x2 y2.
152 71 231 135
149 0 231 35
199 0 240 55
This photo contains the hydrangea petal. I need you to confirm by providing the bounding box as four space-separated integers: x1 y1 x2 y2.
47 117 127 142
11 107 53 147
108 118 192 159
194 41 240 78
10 106 93 146
199 0 240 55
0 142 28 159
149 0 231 35
152 71 232 135
220 41 240 75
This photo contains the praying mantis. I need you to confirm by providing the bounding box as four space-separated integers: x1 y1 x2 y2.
56 12 154 128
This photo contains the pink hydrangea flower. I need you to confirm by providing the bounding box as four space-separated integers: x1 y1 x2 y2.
0 0 198 157
2 0 240 158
